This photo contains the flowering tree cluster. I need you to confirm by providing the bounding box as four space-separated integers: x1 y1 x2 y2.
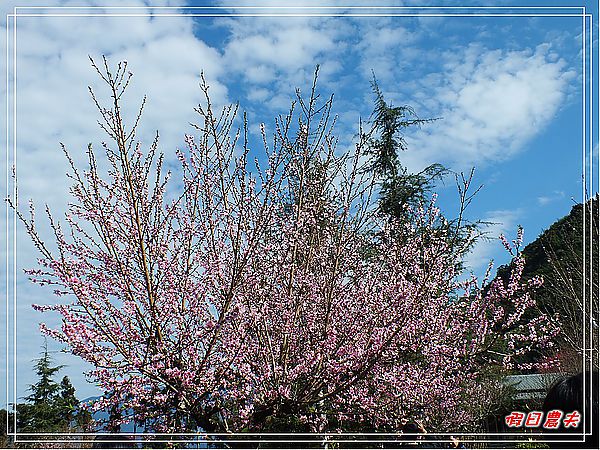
11 59 558 435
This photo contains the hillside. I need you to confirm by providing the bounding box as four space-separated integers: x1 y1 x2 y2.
496 196 599 371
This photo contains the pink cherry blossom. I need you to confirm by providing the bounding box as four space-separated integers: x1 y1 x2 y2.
11 59 558 436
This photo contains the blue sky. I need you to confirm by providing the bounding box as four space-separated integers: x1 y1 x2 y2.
1 1 598 406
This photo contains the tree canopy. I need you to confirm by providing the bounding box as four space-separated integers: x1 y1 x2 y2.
8 59 559 442
15 343 90 434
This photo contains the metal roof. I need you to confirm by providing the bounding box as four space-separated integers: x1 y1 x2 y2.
503 373 566 400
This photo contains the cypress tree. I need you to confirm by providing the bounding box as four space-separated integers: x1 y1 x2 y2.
16 342 88 433
366 76 446 219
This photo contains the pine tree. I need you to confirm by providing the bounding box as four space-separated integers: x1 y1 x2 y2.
26 342 63 405
0 408 14 448
365 77 482 266
16 342 88 433
366 76 446 218
57 376 84 426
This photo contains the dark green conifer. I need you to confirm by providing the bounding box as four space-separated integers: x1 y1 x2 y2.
15 341 89 433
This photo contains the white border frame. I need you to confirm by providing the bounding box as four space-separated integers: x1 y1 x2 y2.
3 3 597 447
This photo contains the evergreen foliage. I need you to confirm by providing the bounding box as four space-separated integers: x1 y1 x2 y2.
0 408 14 448
15 343 90 433
366 76 446 218
365 77 483 265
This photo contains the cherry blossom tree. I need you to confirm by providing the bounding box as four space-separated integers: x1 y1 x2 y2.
9 59 558 437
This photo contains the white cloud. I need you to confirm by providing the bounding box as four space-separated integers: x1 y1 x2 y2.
402 44 576 172
226 27 336 71
1 0 228 402
218 15 353 110
464 209 520 274
355 20 419 83
537 190 566 206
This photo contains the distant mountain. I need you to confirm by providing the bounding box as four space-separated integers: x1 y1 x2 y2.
495 196 599 371
81 397 138 433
499 197 597 285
